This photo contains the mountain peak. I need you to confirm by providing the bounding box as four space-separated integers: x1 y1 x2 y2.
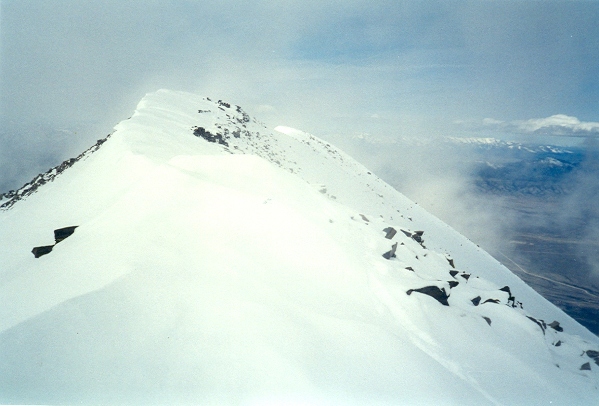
1 90 598 404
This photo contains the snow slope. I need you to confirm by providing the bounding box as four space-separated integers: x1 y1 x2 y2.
1 89 598 405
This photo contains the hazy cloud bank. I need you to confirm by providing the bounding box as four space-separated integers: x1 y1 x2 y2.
467 115 599 138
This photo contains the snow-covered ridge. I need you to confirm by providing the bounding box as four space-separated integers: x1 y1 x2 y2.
1 89 598 405
0 136 111 209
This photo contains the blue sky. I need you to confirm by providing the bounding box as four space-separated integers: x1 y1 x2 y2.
1 0 599 191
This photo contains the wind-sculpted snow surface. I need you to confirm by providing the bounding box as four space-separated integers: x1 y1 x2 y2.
1 90 598 405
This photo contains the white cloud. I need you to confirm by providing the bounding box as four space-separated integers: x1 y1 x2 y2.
517 114 599 134
480 114 599 137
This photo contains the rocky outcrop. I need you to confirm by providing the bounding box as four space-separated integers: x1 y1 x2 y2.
406 286 450 306
0 136 110 210
383 227 397 239
192 126 229 146
54 226 78 243
382 242 398 260
585 350 599 366
31 245 54 258
31 226 78 258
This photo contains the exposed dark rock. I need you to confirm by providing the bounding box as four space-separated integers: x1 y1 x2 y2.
460 273 471 281
359 214 370 222
580 362 592 371
192 126 229 147
554 341 562 347
585 350 599 366
32 245 54 258
526 316 547 335
446 257 455 268
482 316 492 326
406 286 449 306
1 136 110 210
405 266 414 272
449 270 459 278
448 281 459 289
400 229 412 238
547 321 563 332
586 350 599 359
383 227 397 239
412 231 424 243
483 298 500 304
471 296 481 306
499 286 516 307
54 226 78 243
217 100 231 108
383 243 398 260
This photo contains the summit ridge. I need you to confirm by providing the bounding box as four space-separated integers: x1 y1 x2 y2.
1 89 598 405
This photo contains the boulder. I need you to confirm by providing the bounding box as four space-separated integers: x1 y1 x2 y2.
499 286 516 307
54 226 78 243
382 243 398 260
547 321 563 332
406 286 449 306
400 229 412 238
383 227 397 239
585 350 599 366
32 245 54 258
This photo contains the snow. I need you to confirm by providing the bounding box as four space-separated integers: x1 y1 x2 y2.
1 89 598 405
